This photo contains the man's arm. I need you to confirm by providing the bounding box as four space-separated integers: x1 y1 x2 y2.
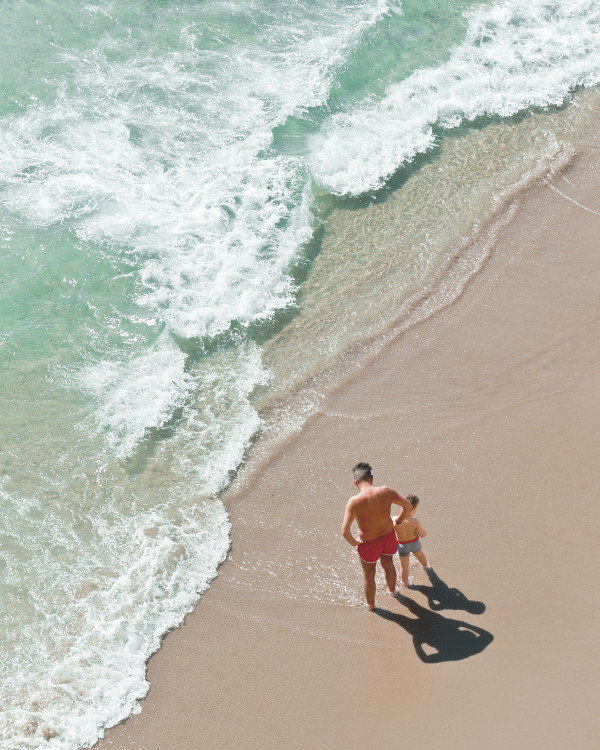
388 488 412 513
341 500 361 547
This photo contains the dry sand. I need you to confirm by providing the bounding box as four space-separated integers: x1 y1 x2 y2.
95 141 600 750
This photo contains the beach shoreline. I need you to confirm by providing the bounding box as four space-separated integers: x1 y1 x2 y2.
95 138 600 750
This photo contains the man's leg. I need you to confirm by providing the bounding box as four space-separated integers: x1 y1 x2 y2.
380 554 397 594
360 559 377 610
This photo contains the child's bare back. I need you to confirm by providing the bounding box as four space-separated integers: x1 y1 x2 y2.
393 514 424 543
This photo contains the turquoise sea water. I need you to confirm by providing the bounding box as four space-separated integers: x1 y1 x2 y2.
1 1 600 747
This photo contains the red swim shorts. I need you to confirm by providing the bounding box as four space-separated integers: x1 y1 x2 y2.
357 529 398 563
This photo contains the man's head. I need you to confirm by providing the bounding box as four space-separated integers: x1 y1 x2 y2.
352 461 373 484
407 494 419 509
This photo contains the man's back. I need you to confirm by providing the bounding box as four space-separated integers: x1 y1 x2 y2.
348 484 397 541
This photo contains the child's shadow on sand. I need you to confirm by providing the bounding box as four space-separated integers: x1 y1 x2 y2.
376 595 493 663
410 569 486 615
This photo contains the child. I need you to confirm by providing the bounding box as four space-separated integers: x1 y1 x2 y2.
392 494 430 587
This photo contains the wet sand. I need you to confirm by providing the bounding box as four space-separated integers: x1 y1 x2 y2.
95 141 600 750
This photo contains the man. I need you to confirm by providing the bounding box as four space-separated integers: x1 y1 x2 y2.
342 462 413 610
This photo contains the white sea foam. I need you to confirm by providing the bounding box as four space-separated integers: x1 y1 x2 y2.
0 484 231 750
80 333 193 458
312 0 600 194
0 343 267 750
0 0 391 455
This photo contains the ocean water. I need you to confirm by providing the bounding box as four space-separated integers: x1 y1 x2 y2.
1 0 599 747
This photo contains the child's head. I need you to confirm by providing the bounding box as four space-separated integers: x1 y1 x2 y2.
407 494 419 511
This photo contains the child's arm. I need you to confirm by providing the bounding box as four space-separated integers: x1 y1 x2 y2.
414 517 427 538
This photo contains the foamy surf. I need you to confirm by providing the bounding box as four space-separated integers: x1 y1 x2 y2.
0 482 231 750
0 340 268 749
312 0 600 194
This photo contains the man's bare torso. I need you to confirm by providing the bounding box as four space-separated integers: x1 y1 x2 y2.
348 485 397 541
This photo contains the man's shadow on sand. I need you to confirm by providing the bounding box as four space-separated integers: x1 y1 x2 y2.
410 568 486 615
376 572 493 663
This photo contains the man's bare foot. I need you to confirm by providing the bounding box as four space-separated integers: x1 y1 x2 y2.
366 603 376 611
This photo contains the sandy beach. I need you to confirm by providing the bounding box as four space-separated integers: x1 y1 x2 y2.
95 136 600 750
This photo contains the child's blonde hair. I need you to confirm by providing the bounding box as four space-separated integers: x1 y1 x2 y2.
407 494 419 508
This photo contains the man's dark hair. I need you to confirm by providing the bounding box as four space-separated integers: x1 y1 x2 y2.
352 462 373 482
407 494 419 508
